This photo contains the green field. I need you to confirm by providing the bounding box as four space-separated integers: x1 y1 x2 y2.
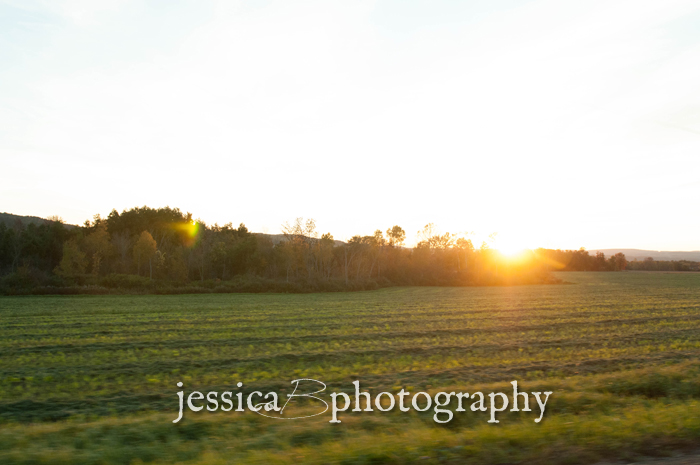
2 272 700 464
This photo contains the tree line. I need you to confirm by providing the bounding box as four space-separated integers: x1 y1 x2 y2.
0 206 659 294
533 248 629 271
626 258 700 272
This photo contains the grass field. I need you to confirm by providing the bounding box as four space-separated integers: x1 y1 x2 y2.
1 272 700 464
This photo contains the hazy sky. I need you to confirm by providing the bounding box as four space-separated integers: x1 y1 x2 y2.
2 0 700 251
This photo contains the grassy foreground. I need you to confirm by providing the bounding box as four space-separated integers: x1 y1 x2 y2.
1 272 700 464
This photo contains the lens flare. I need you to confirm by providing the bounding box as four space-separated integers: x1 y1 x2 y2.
175 221 200 246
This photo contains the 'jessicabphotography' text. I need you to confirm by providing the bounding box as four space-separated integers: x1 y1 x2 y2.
173 379 552 425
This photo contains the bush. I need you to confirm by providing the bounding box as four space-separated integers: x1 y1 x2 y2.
0 265 63 292
100 274 152 289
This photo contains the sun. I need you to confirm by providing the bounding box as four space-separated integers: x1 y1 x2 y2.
494 237 530 257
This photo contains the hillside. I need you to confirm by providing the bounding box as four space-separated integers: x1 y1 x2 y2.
0 212 77 229
591 249 700 261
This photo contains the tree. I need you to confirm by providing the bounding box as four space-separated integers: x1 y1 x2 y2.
346 235 371 279
111 232 132 273
643 257 655 271
281 217 318 280
386 226 406 248
317 233 335 280
371 230 386 278
416 223 454 249
133 231 157 279
454 236 475 271
190 222 210 282
593 252 607 271
417 223 438 247
609 252 627 271
55 239 87 279
8 219 24 273
84 221 113 275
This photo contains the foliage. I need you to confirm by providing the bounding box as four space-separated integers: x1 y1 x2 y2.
5 205 698 295
627 257 700 271
54 239 87 279
534 248 629 271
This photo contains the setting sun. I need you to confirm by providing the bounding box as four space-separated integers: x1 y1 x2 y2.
493 237 531 257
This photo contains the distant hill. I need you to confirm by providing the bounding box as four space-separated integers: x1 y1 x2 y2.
255 233 346 246
0 212 77 229
591 249 700 262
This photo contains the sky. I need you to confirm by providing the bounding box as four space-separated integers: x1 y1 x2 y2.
1 0 700 251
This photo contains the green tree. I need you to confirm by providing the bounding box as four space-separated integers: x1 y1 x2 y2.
133 231 157 279
55 239 87 279
84 221 113 275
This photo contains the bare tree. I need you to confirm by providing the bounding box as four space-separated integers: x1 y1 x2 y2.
281 217 318 279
